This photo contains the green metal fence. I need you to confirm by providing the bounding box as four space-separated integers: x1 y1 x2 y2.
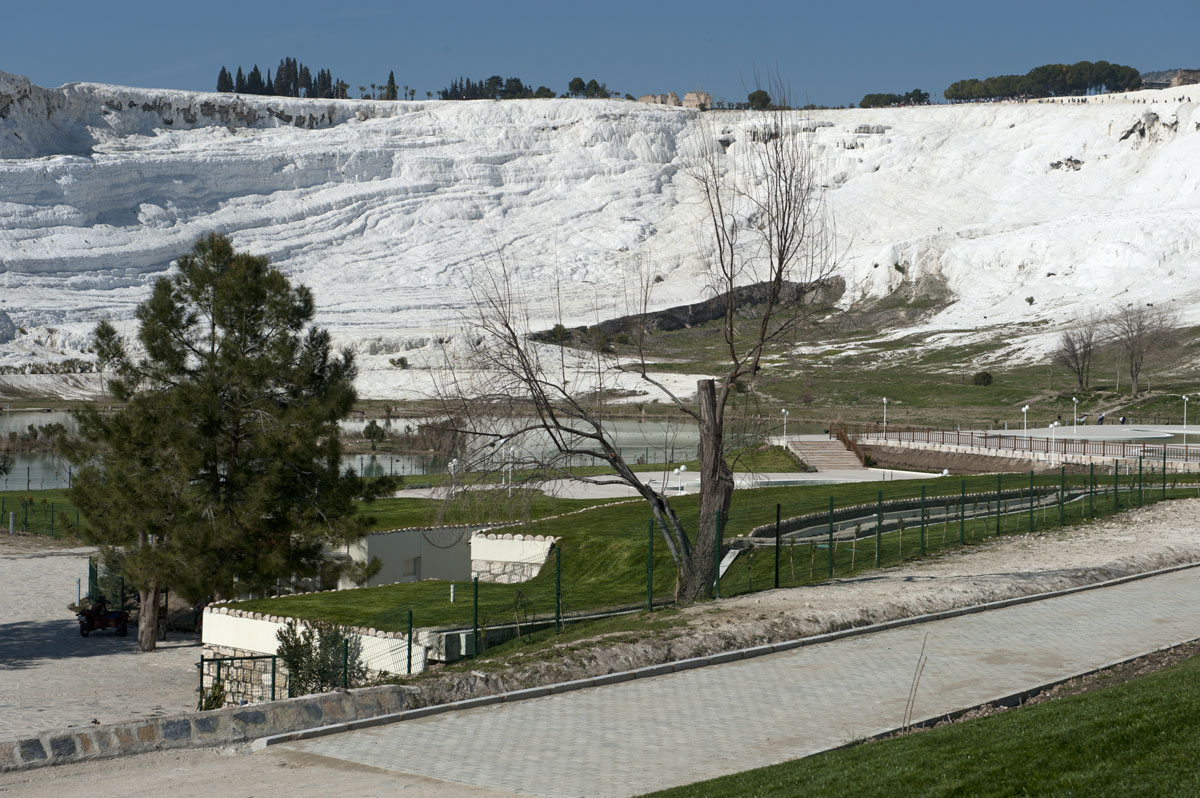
200 462 1200 706
0 494 80 538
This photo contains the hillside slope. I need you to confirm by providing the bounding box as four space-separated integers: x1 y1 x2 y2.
2 71 1198 397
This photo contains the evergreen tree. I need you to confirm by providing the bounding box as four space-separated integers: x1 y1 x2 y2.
385 71 398 101
216 67 234 93
235 67 246 94
568 76 585 97
67 234 388 652
246 65 264 94
265 69 275 96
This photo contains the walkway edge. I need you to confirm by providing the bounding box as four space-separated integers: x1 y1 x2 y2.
253 559 1200 751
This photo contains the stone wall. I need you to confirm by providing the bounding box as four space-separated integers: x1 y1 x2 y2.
0 685 406 772
201 644 289 706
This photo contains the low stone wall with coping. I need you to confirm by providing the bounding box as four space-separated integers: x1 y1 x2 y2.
471 533 557 584
0 684 406 772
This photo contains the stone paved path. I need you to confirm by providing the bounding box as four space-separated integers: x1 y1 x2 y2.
0 544 200 741
284 567 1200 797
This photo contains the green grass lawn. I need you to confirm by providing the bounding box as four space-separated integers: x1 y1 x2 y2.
644 648 1200 797
0 488 81 538
233 472 1200 634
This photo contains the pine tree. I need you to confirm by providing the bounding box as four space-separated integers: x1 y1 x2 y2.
67 234 389 652
216 67 234 93
265 69 275 96
385 71 398 101
235 67 246 94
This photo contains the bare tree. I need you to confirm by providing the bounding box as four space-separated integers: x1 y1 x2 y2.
1053 315 1098 391
435 79 838 602
1106 304 1178 395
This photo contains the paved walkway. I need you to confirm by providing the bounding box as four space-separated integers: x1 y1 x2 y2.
284 567 1200 797
0 543 200 741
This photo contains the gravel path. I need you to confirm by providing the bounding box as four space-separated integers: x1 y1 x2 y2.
0 537 200 741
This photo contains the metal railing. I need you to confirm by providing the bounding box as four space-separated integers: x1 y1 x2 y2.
838 422 1198 464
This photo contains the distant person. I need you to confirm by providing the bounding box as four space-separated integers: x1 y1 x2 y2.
1119 416 1126 425
1098 414 1105 425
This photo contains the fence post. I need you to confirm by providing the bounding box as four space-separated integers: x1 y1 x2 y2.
1113 459 1119 510
198 655 205 710
1059 466 1065 525
407 609 414 675
1028 470 1034 533
648 519 655 610
774 504 781 589
471 576 479 658
919 486 926 556
1138 456 1143 506
1163 448 1167 499
959 480 966 544
995 473 1001 535
876 491 883 567
270 656 276 701
1089 462 1095 518
50 503 54 537
714 511 723 599
342 640 349 688
555 545 562 633
827 497 834 578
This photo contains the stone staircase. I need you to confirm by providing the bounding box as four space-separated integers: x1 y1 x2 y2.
788 438 866 472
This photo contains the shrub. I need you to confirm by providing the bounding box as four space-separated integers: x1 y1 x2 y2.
972 371 994 386
276 619 367 697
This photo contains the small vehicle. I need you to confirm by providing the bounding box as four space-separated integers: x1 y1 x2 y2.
77 595 130 637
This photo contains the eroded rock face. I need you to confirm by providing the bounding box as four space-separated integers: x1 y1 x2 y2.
0 309 15 344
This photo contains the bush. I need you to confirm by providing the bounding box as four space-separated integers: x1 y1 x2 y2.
276 619 367 697
972 371 994 386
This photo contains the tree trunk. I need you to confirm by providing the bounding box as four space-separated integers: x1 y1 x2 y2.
678 379 735 602
137 584 159 652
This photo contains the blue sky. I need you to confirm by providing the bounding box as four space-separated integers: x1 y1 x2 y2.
5 0 1197 105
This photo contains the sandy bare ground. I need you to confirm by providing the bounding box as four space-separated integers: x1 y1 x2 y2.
0 536 201 742
2 500 1198 794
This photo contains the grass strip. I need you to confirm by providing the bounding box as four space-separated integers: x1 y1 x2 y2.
644 646 1200 797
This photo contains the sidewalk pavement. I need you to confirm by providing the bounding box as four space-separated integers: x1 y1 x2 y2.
281 566 1200 797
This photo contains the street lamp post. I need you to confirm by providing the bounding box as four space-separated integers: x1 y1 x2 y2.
1185 396 1190 446
1072 396 1078 435
668 464 687 494
882 397 888 429
1049 421 1060 464
781 408 788 442
1022 405 1030 443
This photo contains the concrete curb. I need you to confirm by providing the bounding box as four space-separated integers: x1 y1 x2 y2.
253 560 1200 750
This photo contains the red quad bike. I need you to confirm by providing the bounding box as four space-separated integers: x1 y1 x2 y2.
77 595 130 637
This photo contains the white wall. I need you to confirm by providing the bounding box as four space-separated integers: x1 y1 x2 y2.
339 526 473 589
202 608 430 675
470 533 555 564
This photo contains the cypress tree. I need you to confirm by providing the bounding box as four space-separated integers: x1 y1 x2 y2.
385 70 398 101
246 65 264 94
235 67 246 94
